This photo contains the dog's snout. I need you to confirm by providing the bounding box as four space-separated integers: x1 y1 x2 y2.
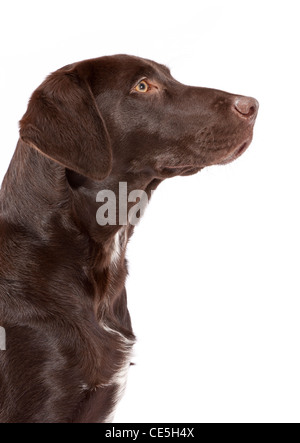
233 96 259 120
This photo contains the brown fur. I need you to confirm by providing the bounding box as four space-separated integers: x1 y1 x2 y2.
0 55 258 423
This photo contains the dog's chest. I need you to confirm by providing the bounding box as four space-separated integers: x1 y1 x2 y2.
101 324 134 423
99 226 133 422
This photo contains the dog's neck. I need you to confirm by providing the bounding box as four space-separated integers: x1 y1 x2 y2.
0 140 161 318
1 140 160 236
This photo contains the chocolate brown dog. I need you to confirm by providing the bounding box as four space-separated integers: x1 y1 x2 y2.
0 55 258 423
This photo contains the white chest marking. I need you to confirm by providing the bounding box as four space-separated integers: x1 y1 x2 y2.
110 227 128 268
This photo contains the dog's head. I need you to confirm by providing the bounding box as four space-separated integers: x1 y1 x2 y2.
20 55 258 181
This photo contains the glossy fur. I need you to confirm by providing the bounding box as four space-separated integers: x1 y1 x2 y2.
0 55 258 422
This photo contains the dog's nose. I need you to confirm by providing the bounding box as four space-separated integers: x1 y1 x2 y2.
233 96 259 120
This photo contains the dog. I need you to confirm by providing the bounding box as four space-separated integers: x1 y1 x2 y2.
0 55 258 423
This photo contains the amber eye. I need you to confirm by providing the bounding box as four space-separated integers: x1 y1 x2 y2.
135 80 149 93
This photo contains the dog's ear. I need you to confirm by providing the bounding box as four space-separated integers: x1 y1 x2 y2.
19 64 112 181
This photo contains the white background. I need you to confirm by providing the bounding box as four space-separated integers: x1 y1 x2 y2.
1 0 299 423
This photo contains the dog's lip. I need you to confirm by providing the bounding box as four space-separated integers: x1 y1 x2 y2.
157 164 202 178
179 166 203 176
218 138 252 165
160 137 252 173
160 165 200 174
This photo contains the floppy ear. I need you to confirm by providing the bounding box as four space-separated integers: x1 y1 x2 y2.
19 65 112 181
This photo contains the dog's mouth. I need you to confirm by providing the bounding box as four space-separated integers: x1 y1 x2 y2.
217 138 252 165
158 165 203 178
179 167 203 176
156 135 253 178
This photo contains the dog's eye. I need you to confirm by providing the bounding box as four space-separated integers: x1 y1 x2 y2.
135 80 149 93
